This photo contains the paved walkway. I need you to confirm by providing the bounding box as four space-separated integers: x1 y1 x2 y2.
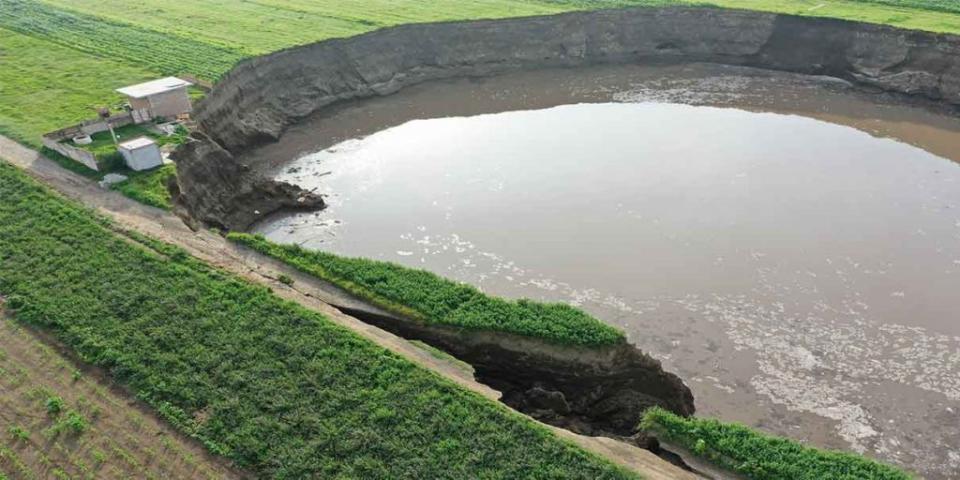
0 135 698 480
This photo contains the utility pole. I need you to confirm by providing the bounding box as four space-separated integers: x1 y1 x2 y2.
98 107 118 146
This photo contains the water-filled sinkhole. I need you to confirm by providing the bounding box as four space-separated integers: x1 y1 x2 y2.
249 64 960 478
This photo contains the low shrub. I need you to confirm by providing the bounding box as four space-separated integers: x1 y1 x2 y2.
60 411 88 436
7 425 29 442
45 395 64 416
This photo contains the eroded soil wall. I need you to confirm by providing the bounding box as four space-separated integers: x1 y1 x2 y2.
175 6 960 229
195 7 960 154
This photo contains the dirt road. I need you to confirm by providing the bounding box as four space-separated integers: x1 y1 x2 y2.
0 135 698 480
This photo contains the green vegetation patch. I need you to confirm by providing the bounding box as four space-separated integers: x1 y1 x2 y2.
854 0 960 15
229 233 626 347
110 164 176 210
37 0 572 55
686 0 960 34
0 160 633 479
640 408 911 480
0 0 243 80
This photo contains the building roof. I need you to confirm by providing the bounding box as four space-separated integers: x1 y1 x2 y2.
116 77 192 99
118 136 158 151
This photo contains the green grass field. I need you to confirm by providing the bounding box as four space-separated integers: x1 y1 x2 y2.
0 160 635 479
0 27 154 147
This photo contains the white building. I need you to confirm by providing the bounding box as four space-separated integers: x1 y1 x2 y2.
118 137 163 171
116 77 193 124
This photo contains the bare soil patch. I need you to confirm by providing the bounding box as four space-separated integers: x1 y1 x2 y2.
0 308 244 480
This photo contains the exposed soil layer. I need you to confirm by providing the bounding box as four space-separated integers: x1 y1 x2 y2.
336 302 694 444
170 132 324 231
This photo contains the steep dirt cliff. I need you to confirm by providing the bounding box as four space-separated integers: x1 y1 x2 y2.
170 132 324 230
191 7 960 155
172 6 960 229
331 301 694 445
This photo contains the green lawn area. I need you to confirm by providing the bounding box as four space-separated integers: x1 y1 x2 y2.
34 0 575 55
705 0 960 32
0 0 244 80
0 160 635 479
0 27 154 147
34 0 960 57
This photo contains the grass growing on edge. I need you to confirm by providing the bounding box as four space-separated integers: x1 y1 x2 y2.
109 164 176 210
228 233 626 347
0 160 634 479
640 408 911 480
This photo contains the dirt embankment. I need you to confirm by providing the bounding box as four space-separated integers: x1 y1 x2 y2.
173 6 960 229
170 133 323 231
334 301 693 445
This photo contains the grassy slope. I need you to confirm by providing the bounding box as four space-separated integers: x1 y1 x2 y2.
111 164 176 210
0 160 633 479
230 233 626 347
641 408 910 480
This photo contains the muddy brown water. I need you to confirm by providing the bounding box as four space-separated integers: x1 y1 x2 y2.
247 64 960 479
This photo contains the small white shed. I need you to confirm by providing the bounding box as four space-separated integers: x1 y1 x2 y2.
118 137 163 171
117 77 193 123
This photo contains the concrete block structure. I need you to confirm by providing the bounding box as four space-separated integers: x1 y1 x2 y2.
117 77 193 123
118 137 163 171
